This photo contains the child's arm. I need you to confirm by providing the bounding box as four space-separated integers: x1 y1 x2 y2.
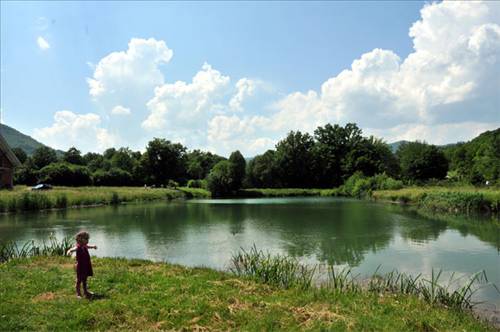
66 246 77 256
87 244 98 250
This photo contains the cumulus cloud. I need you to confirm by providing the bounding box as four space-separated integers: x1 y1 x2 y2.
142 63 231 146
365 122 500 146
229 78 258 112
215 0 500 149
69 2 498 155
87 38 172 100
33 111 117 152
37 36 50 50
111 105 131 115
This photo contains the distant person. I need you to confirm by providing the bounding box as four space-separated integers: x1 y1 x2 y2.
66 231 97 299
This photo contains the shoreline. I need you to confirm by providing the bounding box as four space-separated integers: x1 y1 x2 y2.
0 186 499 221
1 256 496 331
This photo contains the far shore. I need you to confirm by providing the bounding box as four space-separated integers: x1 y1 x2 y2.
0 185 499 219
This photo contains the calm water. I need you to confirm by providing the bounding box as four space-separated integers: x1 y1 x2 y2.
1 197 499 305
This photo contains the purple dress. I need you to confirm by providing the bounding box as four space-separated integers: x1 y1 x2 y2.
76 245 93 280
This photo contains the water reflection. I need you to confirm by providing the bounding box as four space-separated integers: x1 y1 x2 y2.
0 197 498 303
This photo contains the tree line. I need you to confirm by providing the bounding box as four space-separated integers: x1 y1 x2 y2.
11 123 499 196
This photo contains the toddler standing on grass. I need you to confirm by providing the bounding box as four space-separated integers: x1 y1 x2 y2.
66 231 97 299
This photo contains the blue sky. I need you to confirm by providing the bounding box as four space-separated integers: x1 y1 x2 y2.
1 1 499 156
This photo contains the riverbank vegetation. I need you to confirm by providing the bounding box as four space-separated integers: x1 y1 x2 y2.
1 254 495 331
0 186 209 213
372 186 500 214
4 123 498 215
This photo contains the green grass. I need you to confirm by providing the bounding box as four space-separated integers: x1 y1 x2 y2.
372 186 500 214
1 256 495 331
240 188 341 197
0 186 211 213
0 236 72 263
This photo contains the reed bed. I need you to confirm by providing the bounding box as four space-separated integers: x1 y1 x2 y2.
239 188 342 198
0 186 210 213
0 235 72 263
372 186 500 214
230 247 497 310
230 245 316 290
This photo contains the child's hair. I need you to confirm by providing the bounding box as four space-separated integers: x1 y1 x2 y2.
75 231 90 244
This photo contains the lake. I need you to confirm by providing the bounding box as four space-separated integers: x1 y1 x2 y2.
1 197 499 306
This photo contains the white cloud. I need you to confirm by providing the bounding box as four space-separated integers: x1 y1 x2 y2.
229 78 258 112
33 111 117 152
37 36 50 50
224 1 500 150
71 2 499 156
365 121 500 145
142 63 231 145
87 38 173 100
111 105 131 115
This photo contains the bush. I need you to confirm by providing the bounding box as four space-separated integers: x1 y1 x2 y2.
14 166 38 186
187 179 207 189
167 180 179 188
38 163 92 186
341 172 403 197
93 168 133 186
207 160 236 197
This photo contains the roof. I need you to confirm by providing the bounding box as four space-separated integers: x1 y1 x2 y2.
0 132 21 167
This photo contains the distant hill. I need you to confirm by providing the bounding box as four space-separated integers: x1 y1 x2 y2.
388 140 459 153
388 141 409 153
0 124 63 156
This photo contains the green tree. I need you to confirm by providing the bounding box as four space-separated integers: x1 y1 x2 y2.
38 162 92 186
63 147 84 165
344 136 400 178
11 147 27 164
186 150 225 180
207 160 236 197
397 142 448 181
83 152 105 172
142 138 187 185
275 131 315 187
31 146 58 170
93 168 133 186
246 150 280 188
110 148 138 171
229 150 246 190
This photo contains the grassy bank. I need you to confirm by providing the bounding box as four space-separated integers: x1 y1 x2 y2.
0 256 494 331
242 185 500 217
0 186 210 213
372 186 500 215
239 188 340 197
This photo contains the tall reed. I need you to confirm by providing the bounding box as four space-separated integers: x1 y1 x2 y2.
0 235 72 263
368 268 494 309
230 247 496 310
230 245 316 290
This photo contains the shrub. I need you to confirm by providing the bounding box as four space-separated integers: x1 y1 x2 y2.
187 179 208 189
341 173 403 197
38 163 92 186
207 160 237 197
167 180 179 188
93 168 133 186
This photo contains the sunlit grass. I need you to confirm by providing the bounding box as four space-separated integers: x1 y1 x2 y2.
372 186 500 214
0 186 210 213
1 255 494 331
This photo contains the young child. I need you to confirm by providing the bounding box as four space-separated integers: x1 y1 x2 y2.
66 231 97 299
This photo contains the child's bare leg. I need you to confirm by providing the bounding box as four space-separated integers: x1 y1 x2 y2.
83 278 93 297
76 279 82 298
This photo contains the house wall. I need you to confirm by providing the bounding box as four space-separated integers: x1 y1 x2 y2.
0 151 14 189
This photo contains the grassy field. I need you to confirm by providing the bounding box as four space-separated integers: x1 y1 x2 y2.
1 185 499 217
0 256 494 331
0 186 210 213
372 186 500 215
239 188 341 197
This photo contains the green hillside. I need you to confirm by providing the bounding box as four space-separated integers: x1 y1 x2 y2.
0 124 47 155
